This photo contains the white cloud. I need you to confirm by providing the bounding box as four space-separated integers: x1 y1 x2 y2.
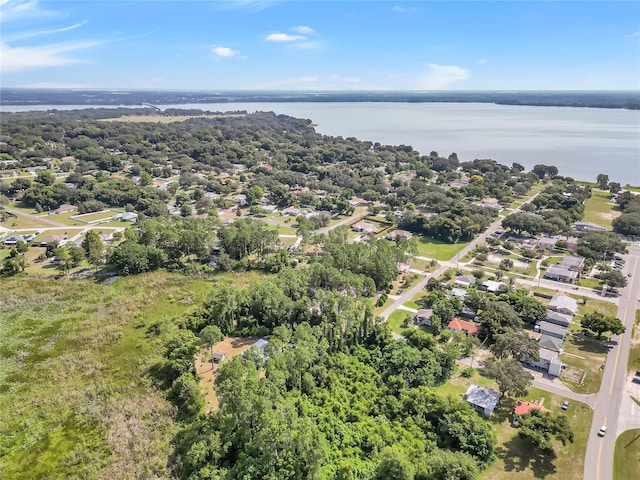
0 0 55 23
266 32 306 42
4 20 87 42
212 46 240 58
625 32 640 38
391 5 417 13
290 25 314 34
0 40 102 72
417 64 469 89
477 59 488 65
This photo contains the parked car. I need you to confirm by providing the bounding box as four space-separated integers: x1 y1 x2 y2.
635 370 640 376
396 288 404 295
561 400 569 410
632 378 640 384
598 426 607 437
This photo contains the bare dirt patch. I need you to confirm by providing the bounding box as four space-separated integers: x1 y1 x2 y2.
195 336 259 412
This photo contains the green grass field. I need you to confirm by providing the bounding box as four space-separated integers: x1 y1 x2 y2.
628 310 640 373
416 235 470 261
613 429 640 480
583 190 619 228
481 387 592 480
386 309 415 335
0 272 214 479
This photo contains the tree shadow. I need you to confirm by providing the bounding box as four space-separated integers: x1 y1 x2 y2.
497 435 558 479
568 334 609 354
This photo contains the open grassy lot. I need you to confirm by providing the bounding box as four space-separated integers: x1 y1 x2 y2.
0 213 51 230
614 429 640 480
387 309 414 335
0 272 215 479
481 387 592 480
71 210 116 223
40 211 86 226
559 335 607 394
583 190 620 228
416 235 470 261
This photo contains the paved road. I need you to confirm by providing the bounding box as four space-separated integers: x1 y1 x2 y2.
584 244 640 480
379 191 540 319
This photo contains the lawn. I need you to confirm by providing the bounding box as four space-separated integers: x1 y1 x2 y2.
482 387 592 480
577 277 602 289
613 429 640 480
559 334 607 394
583 190 620 228
415 235 470 261
41 211 86 226
628 310 640 373
70 210 116 223
0 213 51 230
386 309 414 335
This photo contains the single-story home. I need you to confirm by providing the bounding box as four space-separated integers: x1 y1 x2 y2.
351 221 379 235
535 321 568 340
480 280 506 293
544 265 579 284
112 212 139 223
414 309 434 326
546 310 572 328
55 204 77 215
450 288 468 300
464 384 501 417
282 207 302 217
3 235 25 248
480 198 502 210
385 229 413 241
548 295 578 316
537 236 558 250
454 275 476 288
447 318 481 336
538 334 564 353
558 255 585 272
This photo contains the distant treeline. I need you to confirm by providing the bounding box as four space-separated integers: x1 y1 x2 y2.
2 89 639 110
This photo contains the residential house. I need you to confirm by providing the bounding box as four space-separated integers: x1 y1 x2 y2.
414 309 434 327
523 347 563 376
544 264 579 284
3 235 25 248
480 280 506 293
548 295 578 316
112 212 139 223
351 221 379 235
447 318 481 336
282 207 302 217
55 204 78 215
545 310 572 328
480 198 502 210
464 384 501 417
537 236 558 250
450 288 468 300
558 255 585 272
538 334 564 353
454 275 476 288
534 321 568 340
385 230 413 241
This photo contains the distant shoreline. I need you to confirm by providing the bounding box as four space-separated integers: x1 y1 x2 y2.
1 89 639 110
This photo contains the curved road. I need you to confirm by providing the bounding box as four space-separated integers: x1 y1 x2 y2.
584 244 640 480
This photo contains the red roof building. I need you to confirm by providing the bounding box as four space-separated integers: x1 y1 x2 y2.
447 318 481 336
514 400 550 416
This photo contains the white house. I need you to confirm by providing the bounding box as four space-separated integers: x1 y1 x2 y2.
464 384 502 417
548 295 578 316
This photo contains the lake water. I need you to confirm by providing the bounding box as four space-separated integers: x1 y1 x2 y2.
3 102 639 184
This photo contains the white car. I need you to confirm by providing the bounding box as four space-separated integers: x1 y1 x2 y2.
597 426 607 437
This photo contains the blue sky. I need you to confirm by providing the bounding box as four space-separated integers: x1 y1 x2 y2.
1 0 639 90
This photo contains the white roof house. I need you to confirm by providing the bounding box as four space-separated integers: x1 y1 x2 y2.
548 295 578 316
464 384 502 417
